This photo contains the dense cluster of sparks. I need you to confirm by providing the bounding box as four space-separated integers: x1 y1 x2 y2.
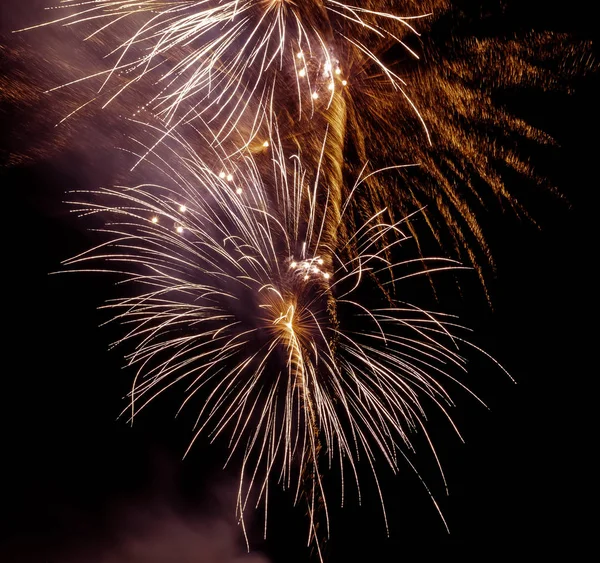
15 0 590 559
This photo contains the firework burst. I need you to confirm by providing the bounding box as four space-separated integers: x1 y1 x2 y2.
21 0 432 147
62 121 503 556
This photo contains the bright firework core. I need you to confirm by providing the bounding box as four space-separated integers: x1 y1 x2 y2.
289 256 331 281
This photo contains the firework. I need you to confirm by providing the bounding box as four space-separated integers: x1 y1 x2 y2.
13 0 593 559
62 121 503 556
20 0 433 147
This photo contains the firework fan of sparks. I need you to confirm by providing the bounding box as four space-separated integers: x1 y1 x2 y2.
63 121 508 556
19 0 432 146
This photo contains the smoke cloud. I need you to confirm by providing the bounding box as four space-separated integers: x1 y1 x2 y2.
77 508 270 563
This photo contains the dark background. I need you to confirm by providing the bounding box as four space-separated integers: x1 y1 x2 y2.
1 1 597 562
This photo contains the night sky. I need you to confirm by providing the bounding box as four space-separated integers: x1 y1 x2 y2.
1 2 597 562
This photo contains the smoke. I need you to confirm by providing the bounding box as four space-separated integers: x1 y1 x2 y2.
56 478 272 563
71 507 270 563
